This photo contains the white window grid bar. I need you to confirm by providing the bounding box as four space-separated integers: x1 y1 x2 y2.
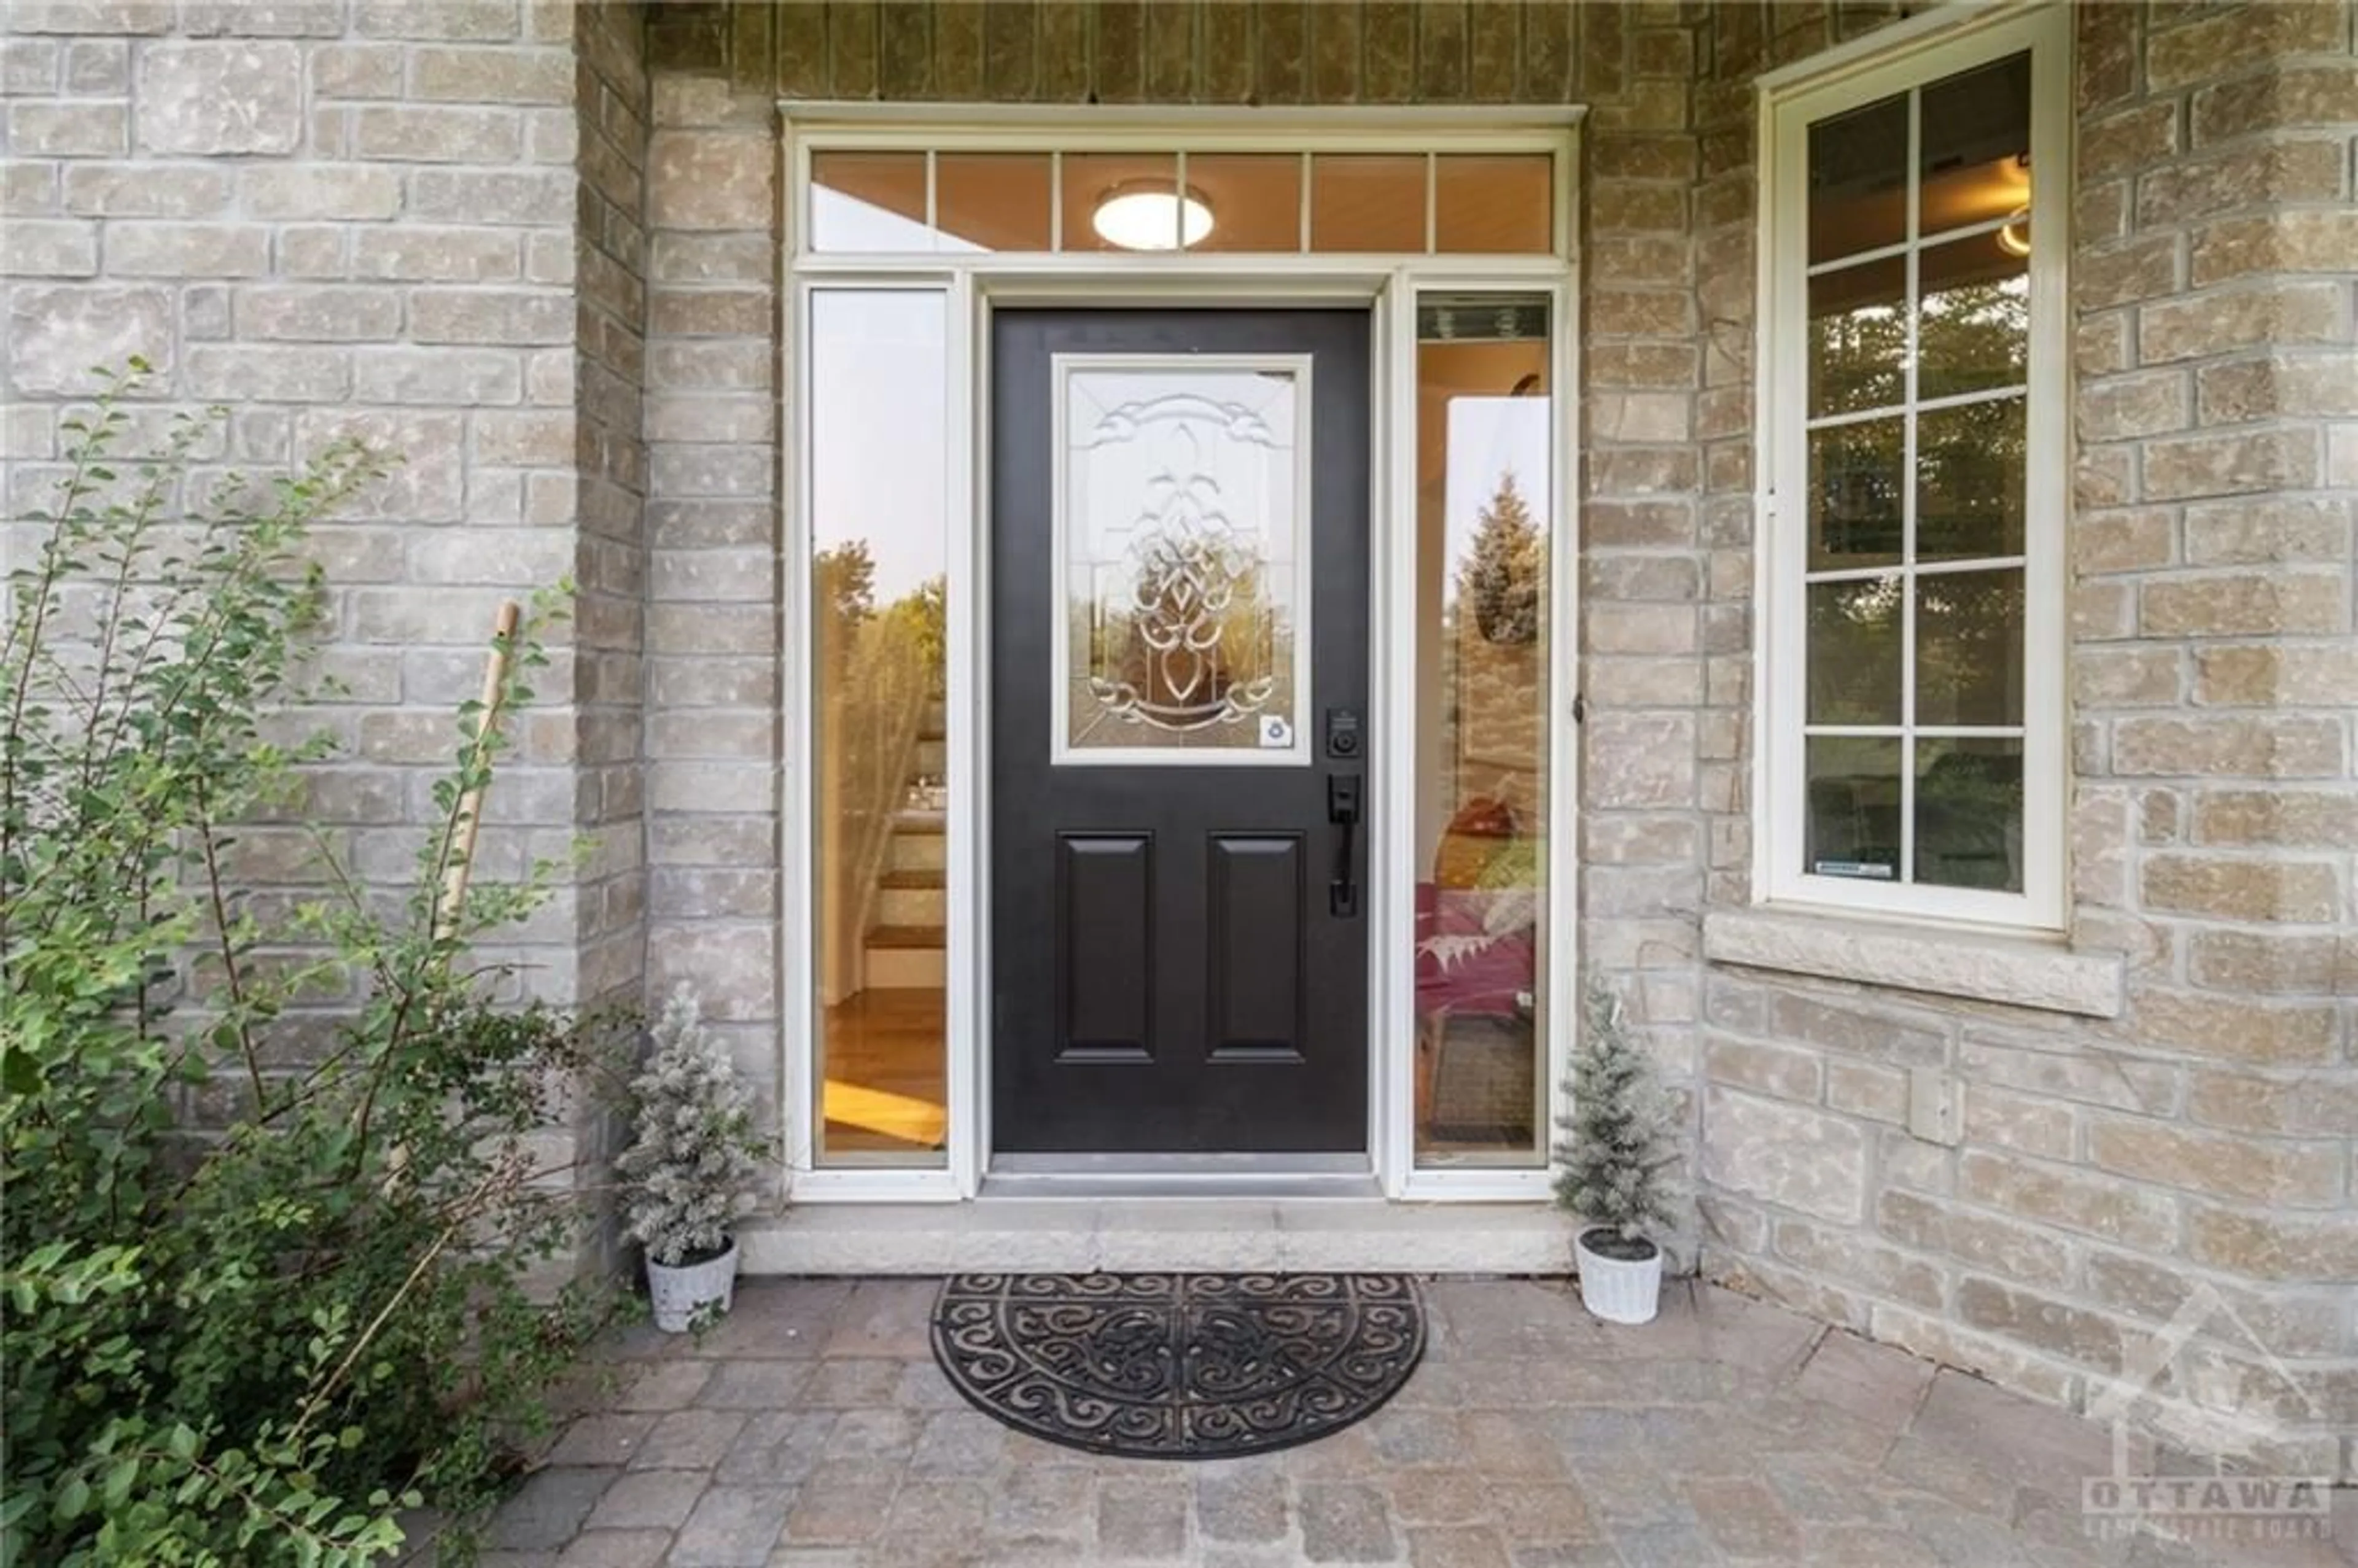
1805 380 2028 432
1804 211 2025 278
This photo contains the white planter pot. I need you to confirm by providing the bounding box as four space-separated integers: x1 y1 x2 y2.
646 1238 739 1333
1574 1227 1663 1325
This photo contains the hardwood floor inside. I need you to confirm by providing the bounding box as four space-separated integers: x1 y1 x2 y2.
822 987 948 1157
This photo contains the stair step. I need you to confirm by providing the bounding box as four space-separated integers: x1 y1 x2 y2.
867 923 946 951
879 868 945 890
894 812 946 835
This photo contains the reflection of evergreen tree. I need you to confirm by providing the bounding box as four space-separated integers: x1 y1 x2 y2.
1458 471 1543 644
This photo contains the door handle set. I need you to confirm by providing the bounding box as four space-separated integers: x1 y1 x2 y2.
1328 774 1361 918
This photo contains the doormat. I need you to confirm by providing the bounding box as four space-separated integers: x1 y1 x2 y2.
931 1273 1425 1460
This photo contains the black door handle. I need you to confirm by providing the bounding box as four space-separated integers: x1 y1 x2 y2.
1328 774 1361 918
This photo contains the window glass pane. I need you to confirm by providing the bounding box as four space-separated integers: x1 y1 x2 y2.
1434 155 1553 254
934 152 1052 252
811 150 930 252
1919 238 2028 400
1186 153 1304 252
1808 417 1903 569
1916 395 2026 560
1312 153 1427 252
1805 737 1902 883
1915 569 2024 727
811 290 949 1167
1061 152 1185 252
1920 52 2031 240
1808 91 1906 264
1413 293 1551 1168
1058 363 1305 760
1809 255 1905 416
1808 575 1902 726
1915 737 2023 891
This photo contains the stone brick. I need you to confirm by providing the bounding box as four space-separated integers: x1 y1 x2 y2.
1823 1060 1905 1125
351 227 521 282
1772 1219 1946 1311
1955 1278 2128 1375
2080 369 2189 440
2112 716 2345 778
2138 281 2346 367
2192 61 2358 145
411 168 575 225
103 222 270 277
410 43 574 103
2141 852 2341 923
63 163 232 217
2193 211 2358 289
0 218 98 276
352 103 526 163
1958 1036 2175 1115
7 100 128 157
1956 1150 2178 1251
184 343 350 402
2187 1205 2358 1282
2186 1069 2358 1136
2079 97 2179 179
351 346 524 405
1702 1036 1819 1103
411 289 574 345
2152 569 2351 643
1701 1087 1868 1224
1765 992 1947 1068
2142 427 2321 503
2073 646 2181 707
1875 1190 2074 1289
2123 988 2338 1066
2182 498 2352 565
2146 2 2350 92
235 169 403 226
2135 138 2348 229
1961 1085 2076 1161
235 285 402 343
2194 788 2358 848
135 41 302 153
4 282 171 394
2088 1116 2343 1207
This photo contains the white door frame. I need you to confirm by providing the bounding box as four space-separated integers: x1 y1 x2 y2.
780 111 1582 1206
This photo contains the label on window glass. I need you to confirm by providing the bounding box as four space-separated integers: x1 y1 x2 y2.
1813 860 1895 880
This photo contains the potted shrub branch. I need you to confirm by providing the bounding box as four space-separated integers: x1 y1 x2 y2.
618 985 771 1332
1554 981 1684 1324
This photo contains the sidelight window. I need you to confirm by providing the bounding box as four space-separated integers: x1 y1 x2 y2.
1412 292 1556 1169
808 287 952 1167
1761 8 2066 928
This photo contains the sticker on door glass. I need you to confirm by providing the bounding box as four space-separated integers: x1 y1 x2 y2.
1052 355 1313 766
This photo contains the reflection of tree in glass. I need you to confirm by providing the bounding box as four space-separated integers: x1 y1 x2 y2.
1081 543 1278 721
814 540 876 628
1807 575 1901 725
1458 471 1544 644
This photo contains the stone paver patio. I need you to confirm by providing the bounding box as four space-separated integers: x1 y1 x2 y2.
474 1277 2351 1567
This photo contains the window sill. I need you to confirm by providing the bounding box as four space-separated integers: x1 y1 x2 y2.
1702 908 2125 1019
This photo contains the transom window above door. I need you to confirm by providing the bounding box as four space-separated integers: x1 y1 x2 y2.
804 146 1559 256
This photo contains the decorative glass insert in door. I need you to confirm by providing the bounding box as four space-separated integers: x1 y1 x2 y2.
1052 357 1312 765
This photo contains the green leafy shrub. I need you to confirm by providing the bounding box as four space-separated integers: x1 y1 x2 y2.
1 364 618 1566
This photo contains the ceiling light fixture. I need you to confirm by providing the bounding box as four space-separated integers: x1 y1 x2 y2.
1995 208 2031 258
1092 182 1214 250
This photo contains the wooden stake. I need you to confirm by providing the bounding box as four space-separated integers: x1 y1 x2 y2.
434 599 522 941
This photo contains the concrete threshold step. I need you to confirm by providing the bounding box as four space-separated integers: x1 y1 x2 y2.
739 1198 1571 1275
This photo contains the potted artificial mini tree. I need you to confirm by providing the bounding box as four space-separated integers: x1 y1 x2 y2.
1553 980 1683 1324
618 985 770 1332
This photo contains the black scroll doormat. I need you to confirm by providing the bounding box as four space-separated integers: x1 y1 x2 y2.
930 1273 1425 1459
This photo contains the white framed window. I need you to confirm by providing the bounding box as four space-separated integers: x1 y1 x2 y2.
1756 4 2069 930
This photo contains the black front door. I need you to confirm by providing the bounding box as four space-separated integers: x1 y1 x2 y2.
991 308 1371 1154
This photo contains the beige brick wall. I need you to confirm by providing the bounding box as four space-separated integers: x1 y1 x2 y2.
1689 0 2357 1477
1 0 652 1254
